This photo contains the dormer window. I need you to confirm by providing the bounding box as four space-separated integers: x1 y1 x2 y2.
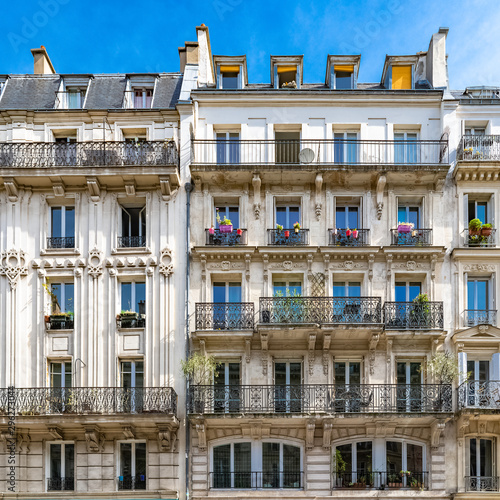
276 65 298 89
218 65 241 89
67 87 86 108
390 65 412 90
334 65 354 89
133 88 153 109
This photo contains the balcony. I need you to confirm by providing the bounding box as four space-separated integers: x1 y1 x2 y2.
390 228 432 246
384 302 444 330
0 141 179 168
463 309 497 327
46 237 75 249
209 472 302 490
0 387 177 415
205 228 248 246
465 476 500 492
47 477 74 491
457 135 500 162
329 228 370 247
458 381 500 410
259 297 382 325
462 228 496 247
116 312 145 329
192 139 448 167
118 474 147 490
333 471 428 490
267 228 309 246
45 314 74 330
195 303 255 330
118 236 146 248
187 384 452 414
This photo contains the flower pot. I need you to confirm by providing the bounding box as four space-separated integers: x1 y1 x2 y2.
352 230 358 238
209 227 215 235
237 229 242 236
346 229 352 237
469 228 481 236
219 224 233 233
398 224 412 233
481 228 492 236
294 228 299 233
44 315 50 323
284 230 290 238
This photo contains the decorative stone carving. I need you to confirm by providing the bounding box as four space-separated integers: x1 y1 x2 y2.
252 174 261 219
376 174 386 220
195 419 207 451
322 419 333 450
369 334 380 376
261 333 268 375
308 334 316 375
315 173 323 220
3 177 19 202
306 419 315 450
17 433 31 454
323 334 331 376
85 426 105 453
122 426 135 439
431 420 446 449
0 249 28 289
48 426 64 440
157 425 177 452
87 248 103 278
463 264 496 272
86 177 101 202
245 339 251 363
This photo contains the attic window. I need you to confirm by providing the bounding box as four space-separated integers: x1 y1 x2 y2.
391 65 412 90
219 65 241 89
334 65 354 89
66 87 86 108
133 88 153 108
277 65 298 89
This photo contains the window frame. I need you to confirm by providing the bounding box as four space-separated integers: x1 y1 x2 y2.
217 65 242 89
46 441 75 492
117 440 147 490
50 206 76 239
49 282 75 315
120 281 146 314
131 87 153 109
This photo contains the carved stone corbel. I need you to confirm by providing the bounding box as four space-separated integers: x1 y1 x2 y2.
368 253 375 282
157 424 178 452
122 426 135 439
431 420 446 449
308 333 316 376
261 333 268 375
376 173 386 220
369 334 380 375
458 416 470 447
306 418 315 450
195 419 207 451
124 180 136 197
245 253 251 282
86 176 101 202
322 419 333 450
245 339 251 363
431 254 437 282
3 177 19 202
48 426 64 440
262 253 269 283
17 433 31 454
85 426 105 453
252 174 261 219
199 339 206 357
323 334 331 376
315 173 323 220
52 179 65 196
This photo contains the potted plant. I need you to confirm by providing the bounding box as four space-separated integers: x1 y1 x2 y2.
216 208 233 233
481 223 493 236
181 352 219 413
118 310 138 328
236 228 242 236
397 222 414 233
352 228 358 239
276 224 283 232
281 80 297 89
346 228 352 237
293 222 301 233
388 473 398 487
284 230 290 238
400 470 410 477
410 293 430 327
469 218 482 236
335 449 347 486
209 226 215 235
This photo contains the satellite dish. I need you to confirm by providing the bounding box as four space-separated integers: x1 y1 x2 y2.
299 148 315 163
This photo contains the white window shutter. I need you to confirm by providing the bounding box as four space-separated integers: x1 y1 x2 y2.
463 193 469 231
458 352 468 385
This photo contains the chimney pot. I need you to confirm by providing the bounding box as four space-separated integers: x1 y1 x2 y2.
30 46 56 74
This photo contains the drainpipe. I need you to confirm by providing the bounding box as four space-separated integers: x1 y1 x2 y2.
184 181 193 500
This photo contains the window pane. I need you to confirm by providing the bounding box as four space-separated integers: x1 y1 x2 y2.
398 206 407 224
276 207 287 227
213 444 231 488
333 282 346 297
222 73 239 89
289 282 302 296
480 439 493 476
395 283 406 303
479 361 489 382
228 283 241 303
348 282 361 297
275 363 286 385
386 441 402 474
335 71 352 89
50 363 62 388
408 283 421 301
135 361 144 388
477 202 487 223
349 362 361 384
50 444 62 479
121 362 132 388
289 363 302 385
65 444 75 479
476 280 488 310
346 133 358 163
289 206 300 228
470 439 477 476
234 442 251 488
121 283 132 311
51 283 62 313
65 207 75 237
336 443 352 471
228 207 240 228
262 442 280 488
336 207 346 228
273 282 286 296
51 208 62 237
135 442 146 475
228 363 240 385
135 283 146 313
334 363 346 385
216 133 227 164
347 207 359 228
468 201 476 222
65 283 74 313
467 280 476 310
283 445 301 487
65 362 72 388
396 362 406 384
409 363 421 384
334 133 344 163
213 283 226 303
406 443 422 473
120 443 132 476
356 441 372 476
408 207 419 227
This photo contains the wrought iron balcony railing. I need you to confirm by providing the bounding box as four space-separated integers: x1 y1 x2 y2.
46 315 74 330
116 314 146 329
465 476 500 492
384 302 443 330
118 235 146 248
462 228 496 247
329 228 370 246
46 236 75 249
195 303 254 330
333 471 428 490
209 471 303 490
458 380 500 410
463 310 497 327
457 135 500 161
259 296 382 325
192 139 448 166
0 387 177 415
47 477 74 491
205 228 248 246
187 384 452 414
390 228 432 246
118 474 147 490
267 228 309 245
0 141 178 168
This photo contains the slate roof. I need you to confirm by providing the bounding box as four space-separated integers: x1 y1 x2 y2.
0 73 183 110
0 75 60 109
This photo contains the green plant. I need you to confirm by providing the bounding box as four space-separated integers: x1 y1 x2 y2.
469 218 482 231
181 352 219 385
335 449 347 474
482 223 493 229
425 350 466 384
400 470 410 475
276 224 283 231
293 222 301 230
216 208 231 226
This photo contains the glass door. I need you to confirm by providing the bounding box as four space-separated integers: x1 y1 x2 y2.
469 438 495 491
334 132 358 164
467 360 490 407
394 282 421 328
394 132 418 163
214 362 240 413
396 362 422 412
213 282 242 330
216 132 240 164
334 362 361 412
49 361 72 412
274 362 302 413
333 281 361 322
467 279 490 326
120 360 144 413
273 281 302 323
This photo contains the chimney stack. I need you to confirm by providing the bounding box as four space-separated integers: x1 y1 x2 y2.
178 41 199 73
31 46 56 75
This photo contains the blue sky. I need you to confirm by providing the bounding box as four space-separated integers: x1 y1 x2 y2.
1 0 499 89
